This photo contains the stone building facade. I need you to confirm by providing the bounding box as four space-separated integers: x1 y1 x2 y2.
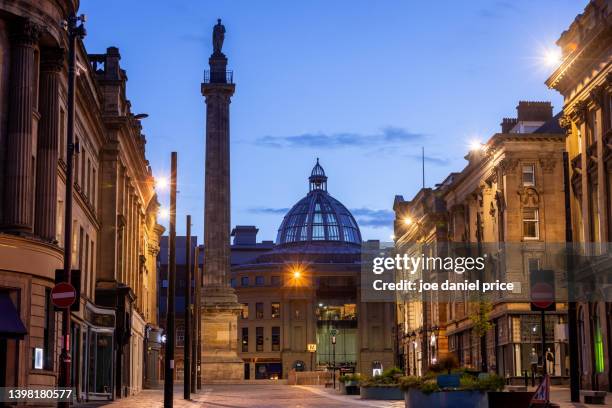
0 0 163 400
232 162 395 380
394 102 569 380
546 0 612 391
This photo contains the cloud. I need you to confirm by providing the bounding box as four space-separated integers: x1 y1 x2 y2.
255 126 424 149
248 207 290 215
350 208 395 228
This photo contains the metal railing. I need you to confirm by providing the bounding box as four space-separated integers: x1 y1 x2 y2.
203 70 233 84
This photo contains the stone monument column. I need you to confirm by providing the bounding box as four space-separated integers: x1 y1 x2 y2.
200 19 243 381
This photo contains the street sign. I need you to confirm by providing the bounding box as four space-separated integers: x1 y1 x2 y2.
530 269 556 311
307 343 317 352
54 269 81 311
531 282 554 309
51 282 77 308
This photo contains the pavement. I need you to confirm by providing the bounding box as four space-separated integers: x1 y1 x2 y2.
73 384 610 408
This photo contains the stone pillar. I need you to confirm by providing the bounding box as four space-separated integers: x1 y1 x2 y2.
34 47 64 241
3 19 41 232
200 35 243 381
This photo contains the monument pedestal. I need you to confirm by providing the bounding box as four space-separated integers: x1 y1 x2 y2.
200 285 244 382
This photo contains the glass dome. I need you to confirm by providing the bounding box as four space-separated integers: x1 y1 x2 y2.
276 159 362 246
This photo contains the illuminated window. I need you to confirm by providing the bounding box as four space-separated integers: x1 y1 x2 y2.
271 302 280 319
241 303 249 319
242 327 248 352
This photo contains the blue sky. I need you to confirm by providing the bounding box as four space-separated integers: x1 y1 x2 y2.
80 0 583 242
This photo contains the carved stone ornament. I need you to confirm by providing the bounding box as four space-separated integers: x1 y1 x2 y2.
518 186 540 207
539 158 557 173
500 158 519 174
10 19 43 46
572 100 588 123
559 114 572 134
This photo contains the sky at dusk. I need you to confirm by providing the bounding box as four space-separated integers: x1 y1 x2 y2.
80 0 584 243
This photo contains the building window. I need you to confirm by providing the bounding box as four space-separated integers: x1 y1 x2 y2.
242 327 248 352
230 278 236 288
271 327 280 351
271 276 281 286
271 302 280 319
522 208 539 240
256 302 264 319
44 288 55 370
255 276 264 286
241 276 249 287
522 164 535 186
176 326 185 347
241 303 249 319
256 327 264 352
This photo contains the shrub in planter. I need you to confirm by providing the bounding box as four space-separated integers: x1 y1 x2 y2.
359 367 404 400
339 373 361 395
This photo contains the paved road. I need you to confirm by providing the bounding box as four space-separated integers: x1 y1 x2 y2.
82 385 404 408
198 385 403 408
77 385 610 408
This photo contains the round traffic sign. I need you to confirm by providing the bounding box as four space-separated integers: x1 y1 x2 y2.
531 282 554 309
51 282 77 308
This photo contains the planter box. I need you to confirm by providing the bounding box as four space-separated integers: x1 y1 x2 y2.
340 382 360 395
405 389 488 407
360 386 403 400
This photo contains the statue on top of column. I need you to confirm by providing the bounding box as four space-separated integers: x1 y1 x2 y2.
213 18 225 54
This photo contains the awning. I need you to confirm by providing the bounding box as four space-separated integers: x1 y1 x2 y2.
0 293 27 339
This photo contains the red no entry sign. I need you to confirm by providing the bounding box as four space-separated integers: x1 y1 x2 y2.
51 282 77 308
531 282 554 309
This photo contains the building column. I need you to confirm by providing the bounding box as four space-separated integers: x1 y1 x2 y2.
3 19 42 232
34 47 64 241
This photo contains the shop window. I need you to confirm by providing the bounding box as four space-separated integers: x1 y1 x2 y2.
522 164 535 186
522 209 539 240
256 327 264 352
272 327 280 351
271 302 280 319
242 327 248 352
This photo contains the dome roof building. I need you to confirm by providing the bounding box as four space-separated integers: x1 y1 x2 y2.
276 159 362 247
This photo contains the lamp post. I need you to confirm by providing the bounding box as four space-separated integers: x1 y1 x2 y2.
191 245 199 392
164 152 178 408
331 335 337 389
195 245 202 389
183 215 191 400
59 13 85 408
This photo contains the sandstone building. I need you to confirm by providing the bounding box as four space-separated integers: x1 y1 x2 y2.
0 0 163 400
394 102 569 381
546 0 612 391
